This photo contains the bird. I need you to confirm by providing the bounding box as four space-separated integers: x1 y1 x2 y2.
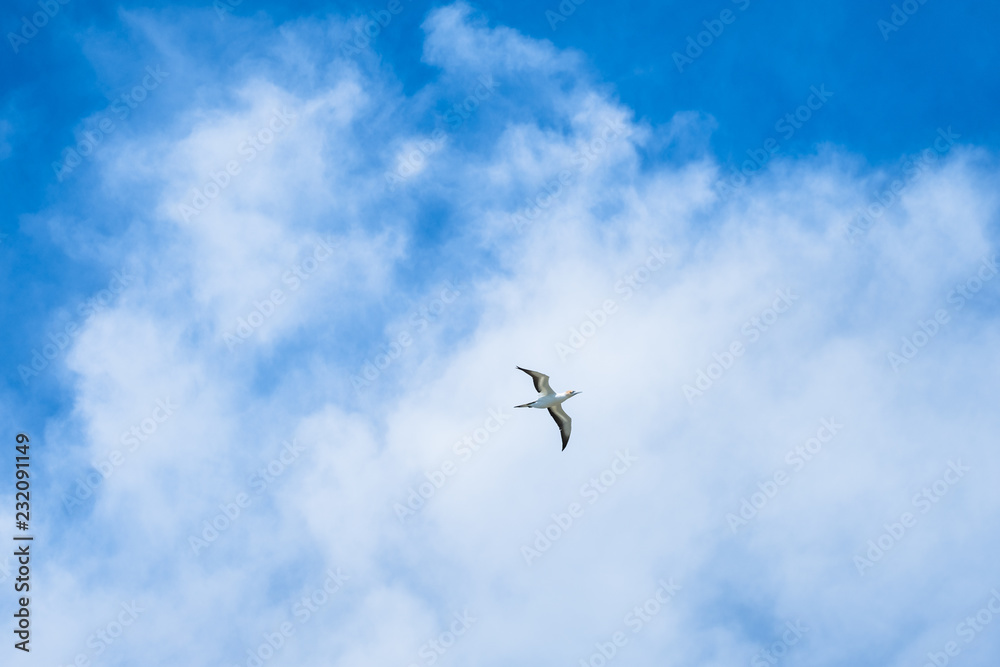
514 366 581 450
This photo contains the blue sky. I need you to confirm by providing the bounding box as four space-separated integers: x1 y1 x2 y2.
2 1 1000 665
4 0 1000 401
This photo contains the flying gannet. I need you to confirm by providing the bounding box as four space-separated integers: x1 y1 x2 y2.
515 366 581 451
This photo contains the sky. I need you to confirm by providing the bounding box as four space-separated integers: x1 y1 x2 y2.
1 1 1000 665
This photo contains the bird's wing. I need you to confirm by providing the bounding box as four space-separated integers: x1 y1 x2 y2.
517 366 553 395
548 404 572 451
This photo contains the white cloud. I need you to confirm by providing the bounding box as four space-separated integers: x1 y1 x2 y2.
29 3 1000 666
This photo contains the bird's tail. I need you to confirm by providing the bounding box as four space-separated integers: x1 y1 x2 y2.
514 402 533 408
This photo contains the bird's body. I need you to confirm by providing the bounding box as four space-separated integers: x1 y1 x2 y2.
515 366 581 450
518 392 575 409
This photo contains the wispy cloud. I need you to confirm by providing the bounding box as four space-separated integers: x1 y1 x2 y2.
7 2 1000 666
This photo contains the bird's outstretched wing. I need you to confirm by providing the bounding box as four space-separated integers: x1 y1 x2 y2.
548 404 572 451
517 366 553 395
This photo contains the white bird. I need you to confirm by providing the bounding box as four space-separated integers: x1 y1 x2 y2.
515 366 581 450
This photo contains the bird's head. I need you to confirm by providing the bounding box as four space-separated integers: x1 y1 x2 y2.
567 390 581 397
